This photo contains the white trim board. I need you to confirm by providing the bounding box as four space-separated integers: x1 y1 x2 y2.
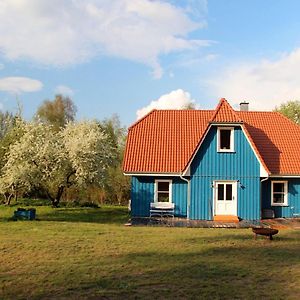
124 172 181 177
269 175 300 178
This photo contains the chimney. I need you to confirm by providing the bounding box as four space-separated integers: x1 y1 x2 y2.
240 101 249 111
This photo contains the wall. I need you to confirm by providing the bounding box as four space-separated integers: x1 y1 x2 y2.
131 176 187 217
190 126 261 220
262 178 300 218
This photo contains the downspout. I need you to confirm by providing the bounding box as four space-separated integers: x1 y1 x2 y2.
260 177 269 220
180 175 190 220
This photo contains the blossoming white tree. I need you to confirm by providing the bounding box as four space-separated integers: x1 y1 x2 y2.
0 120 114 206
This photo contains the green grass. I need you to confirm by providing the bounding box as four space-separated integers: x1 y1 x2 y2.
0 205 299 300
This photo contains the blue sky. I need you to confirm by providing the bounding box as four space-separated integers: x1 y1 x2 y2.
1 0 300 126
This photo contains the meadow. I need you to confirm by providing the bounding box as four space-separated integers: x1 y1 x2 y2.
0 205 299 299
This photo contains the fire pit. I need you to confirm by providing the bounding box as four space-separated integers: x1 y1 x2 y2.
252 227 279 240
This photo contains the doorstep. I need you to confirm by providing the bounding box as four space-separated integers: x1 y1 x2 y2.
213 215 239 223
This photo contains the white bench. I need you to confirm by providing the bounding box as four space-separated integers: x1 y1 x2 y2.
150 202 175 218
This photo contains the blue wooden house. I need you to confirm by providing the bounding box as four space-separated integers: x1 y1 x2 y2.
123 99 300 221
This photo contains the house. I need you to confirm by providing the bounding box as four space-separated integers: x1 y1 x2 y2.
123 98 300 221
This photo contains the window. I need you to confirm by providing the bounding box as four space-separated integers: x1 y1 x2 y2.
217 183 233 201
155 180 172 203
217 127 234 152
271 181 288 206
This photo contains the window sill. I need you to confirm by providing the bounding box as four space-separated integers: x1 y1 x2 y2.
217 150 236 153
271 204 288 207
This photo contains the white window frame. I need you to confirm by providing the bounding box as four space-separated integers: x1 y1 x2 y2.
271 181 288 206
154 179 172 203
217 127 234 152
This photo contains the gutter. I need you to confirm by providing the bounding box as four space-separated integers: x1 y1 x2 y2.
180 175 190 220
260 177 269 220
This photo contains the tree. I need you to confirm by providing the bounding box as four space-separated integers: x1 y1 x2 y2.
0 111 17 139
274 100 300 124
0 119 35 204
35 94 77 130
99 115 130 204
0 112 23 173
183 102 196 110
105 152 130 205
0 120 114 207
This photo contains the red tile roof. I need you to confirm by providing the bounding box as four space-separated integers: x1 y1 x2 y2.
210 98 243 123
238 111 300 175
123 110 212 173
123 99 300 175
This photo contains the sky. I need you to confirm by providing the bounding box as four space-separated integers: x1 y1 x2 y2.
1 0 300 126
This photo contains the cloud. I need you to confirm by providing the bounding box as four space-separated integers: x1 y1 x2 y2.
136 89 197 119
0 0 210 78
55 85 74 96
208 48 300 110
0 77 43 94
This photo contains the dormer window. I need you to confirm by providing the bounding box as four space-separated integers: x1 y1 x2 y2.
217 127 234 152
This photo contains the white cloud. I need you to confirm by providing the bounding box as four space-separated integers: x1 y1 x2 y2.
55 85 74 96
0 77 43 94
0 0 210 78
136 89 197 119
208 48 300 110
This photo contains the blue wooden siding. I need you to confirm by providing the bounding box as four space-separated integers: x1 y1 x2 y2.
262 179 300 218
190 126 261 220
131 176 187 217
131 176 154 217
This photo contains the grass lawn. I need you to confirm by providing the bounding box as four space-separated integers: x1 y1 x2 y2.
0 205 299 300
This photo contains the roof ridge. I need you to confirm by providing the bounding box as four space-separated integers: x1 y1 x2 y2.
153 109 215 112
210 98 243 123
128 109 157 131
237 110 278 114
274 111 300 128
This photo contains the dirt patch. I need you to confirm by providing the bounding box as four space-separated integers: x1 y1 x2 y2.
262 218 300 230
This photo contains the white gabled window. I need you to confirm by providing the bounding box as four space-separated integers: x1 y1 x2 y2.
217 127 234 152
154 180 172 203
271 181 288 206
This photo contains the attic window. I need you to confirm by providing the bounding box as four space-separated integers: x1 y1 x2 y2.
217 127 234 152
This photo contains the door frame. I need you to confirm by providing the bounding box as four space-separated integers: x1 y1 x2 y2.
213 180 238 216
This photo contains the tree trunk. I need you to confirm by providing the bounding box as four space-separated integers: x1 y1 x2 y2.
4 193 13 206
44 186 65 208
51 186 65 207
52 198 60 208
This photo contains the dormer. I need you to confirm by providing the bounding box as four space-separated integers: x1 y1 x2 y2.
209 98 242 153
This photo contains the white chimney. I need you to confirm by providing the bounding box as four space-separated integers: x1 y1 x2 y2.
240 101 249 111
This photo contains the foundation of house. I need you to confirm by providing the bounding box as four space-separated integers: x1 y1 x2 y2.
130 217 262 228
129 217 300 229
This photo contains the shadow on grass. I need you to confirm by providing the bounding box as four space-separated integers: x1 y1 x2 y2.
182 230 300 243
31 242 300 300
39 207 130 224
0 206 129 224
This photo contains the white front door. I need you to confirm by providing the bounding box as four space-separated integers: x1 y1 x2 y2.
215 181 237 215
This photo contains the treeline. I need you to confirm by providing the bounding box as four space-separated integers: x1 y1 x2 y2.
0 95 130 207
